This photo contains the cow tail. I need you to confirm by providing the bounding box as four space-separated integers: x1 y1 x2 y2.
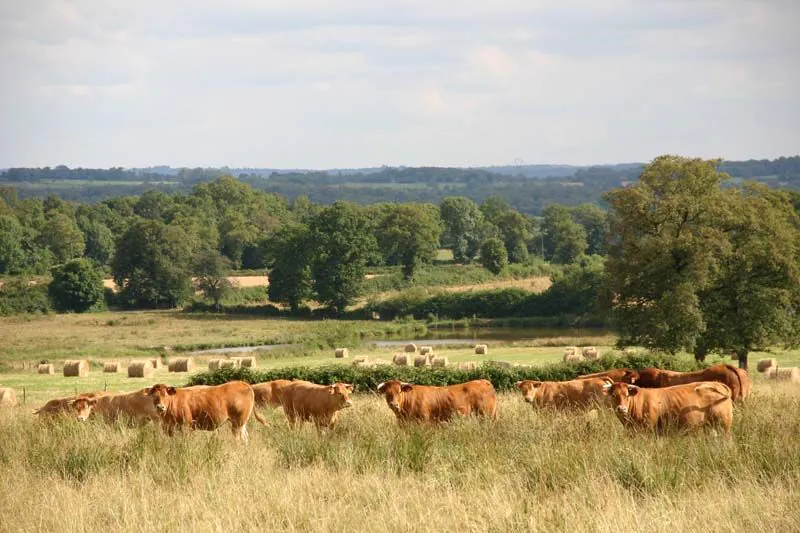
723 364 743 401
252 408 268 426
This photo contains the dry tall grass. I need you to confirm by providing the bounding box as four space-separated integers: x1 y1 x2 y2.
0 383 798 532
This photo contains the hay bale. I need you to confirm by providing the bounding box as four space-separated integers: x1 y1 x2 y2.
128 360 154 378
0 388 17 407
419 346 433 355
233 356 257 368
431 356 448 368
219 359 241 369
150 358 163 370
37 363 55 375
208 359 222 371
334 348 349 359
413 355 430 367
582 347 600 360
458 362 477 371
766 367 800 382
564 352 583 364
392 353 409 366
352 356 369 367
103 362 120 373
757 358 777 373
474 344 488 355
404 343 417 353
168 357 195 373
372 359 392 367
63 359 89 377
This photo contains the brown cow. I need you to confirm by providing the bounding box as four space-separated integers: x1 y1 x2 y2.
635 364 744 401
603 381 733 434
376 379 497 423
279 381 354 429
576 368 640 384
146 381 267 443
515 377 610 409
734 368 752 400
252 379 293 410
90 388 162 425
34 391 109 418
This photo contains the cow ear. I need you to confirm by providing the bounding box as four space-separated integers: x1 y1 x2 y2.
88 398 98 406
514 381 524 389
401 383 413 392
532 382 542 388
602 382 613 393
626 385 640 396
167 387 177 395
145 387 155 396
329 385 337 395
344 384 354 392
376 382 386 393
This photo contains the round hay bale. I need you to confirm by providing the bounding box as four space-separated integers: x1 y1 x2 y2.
431 356 449 368
352 356 369 367
234 356 257 368
150 358 163 370
103 362 120 373
413 355 430 367
419 346 433 356
392 353 409 366
208 359 222 371
334 348 349 359
128 360 154 378
404 343 418 353
474 344 488 355
37 363 55 375
582 347 600 360
458 361 477 371
168 357 195 373
219 359 241 369
767 367 800 382
372 359 392 367
63 359 89 377
757 358 777 373
0 387 17 407
564 352 583 364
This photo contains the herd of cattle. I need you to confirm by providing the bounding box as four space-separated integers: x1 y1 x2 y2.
33 363 750 441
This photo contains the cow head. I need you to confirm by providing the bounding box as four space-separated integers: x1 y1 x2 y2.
329 383 354 409
376 380 413 413
515 380 542 404
620 369 640 384
602 382 639 414
146 384 177 414
70 396 98 422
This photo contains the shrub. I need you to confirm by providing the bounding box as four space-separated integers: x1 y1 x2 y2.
48 259 105 312
479 238 508 274
0 278 52 315
187 353 704 392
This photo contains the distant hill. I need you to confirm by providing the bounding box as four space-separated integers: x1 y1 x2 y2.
2 156 798 215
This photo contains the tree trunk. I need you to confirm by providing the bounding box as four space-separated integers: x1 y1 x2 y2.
737 351 748 371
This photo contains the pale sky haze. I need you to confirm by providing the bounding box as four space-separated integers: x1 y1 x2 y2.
0 0 797 169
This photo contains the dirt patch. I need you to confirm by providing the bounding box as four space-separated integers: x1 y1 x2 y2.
103 275 271 292
442 276 552 294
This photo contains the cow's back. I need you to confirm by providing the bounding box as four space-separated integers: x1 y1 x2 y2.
446 379 496 417
94 389 159 424
537 378 606 408
253 380 292 408
281 382 334 416
401 385 457 422
177 381 255 429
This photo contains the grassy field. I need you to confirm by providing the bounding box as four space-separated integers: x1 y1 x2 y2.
0 383 798 532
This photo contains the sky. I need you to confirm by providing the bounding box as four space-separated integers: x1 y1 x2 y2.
0 0 797 169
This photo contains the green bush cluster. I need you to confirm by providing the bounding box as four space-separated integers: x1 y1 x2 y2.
0 278 52 315
187 353 704 392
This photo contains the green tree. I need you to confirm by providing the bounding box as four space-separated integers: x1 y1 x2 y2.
496 210 531 263
193 251 233 311
38 212 85 263
0 215 27 274
264 223 313 313
310 202 377 314
605 155 800 368
440 197 483 264
48 259 105 312
377 204 442 280
80 219 115 265
479 237 508 275
570 204 608 256
112 219 192 308
541 205 587 263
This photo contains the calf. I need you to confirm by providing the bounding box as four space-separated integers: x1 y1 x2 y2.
279 381 354 429
34 391 109 419
515 377 610 409
603 381 733 434
376 379 497 423
635 364 744 401
146 381 267 443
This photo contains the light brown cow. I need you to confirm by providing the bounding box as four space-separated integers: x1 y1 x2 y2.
734 368 752 400
577 368 640 384
252 379 293 409
515 377 611 409
603 381 733 434
146 381 267 443
279 381 354 429
90 388 162 425
34 391 109 418
635 364 744 401
376 379 497 423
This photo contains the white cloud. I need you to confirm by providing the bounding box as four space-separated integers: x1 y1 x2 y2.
0 0 797 168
